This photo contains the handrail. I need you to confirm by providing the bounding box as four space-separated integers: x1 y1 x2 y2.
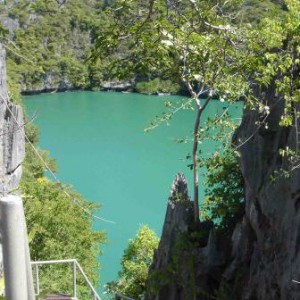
31 259 101 300
74 260 100 299
115 293 135 300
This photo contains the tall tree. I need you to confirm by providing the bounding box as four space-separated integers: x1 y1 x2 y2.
93 0 255 223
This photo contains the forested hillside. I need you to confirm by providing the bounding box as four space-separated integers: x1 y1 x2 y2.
0 0 110 94
0 0 285 96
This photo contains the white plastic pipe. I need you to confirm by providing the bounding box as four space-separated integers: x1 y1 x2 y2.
0 195 32 300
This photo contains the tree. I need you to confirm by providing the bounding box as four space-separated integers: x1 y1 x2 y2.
93 0 300 223
21 122 106 298
107 225 159 299
93 0 256 223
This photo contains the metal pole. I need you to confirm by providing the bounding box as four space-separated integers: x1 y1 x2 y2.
74 260 101 299
35 264 39 296
115 293 135 300
73 260 76 298
0 195 28 300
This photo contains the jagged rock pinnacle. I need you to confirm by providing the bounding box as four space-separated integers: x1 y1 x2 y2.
169 173 190 205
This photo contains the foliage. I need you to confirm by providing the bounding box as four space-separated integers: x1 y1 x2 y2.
20 121 106 298
94 0 257 224
22 179 105 298
185 111 245 233
2 0 109 91
0 0 286 94
235 0 285 25
107 225 159 299
93 0 300 226
201 148 244 233
135 78 180 95
95 0 252 99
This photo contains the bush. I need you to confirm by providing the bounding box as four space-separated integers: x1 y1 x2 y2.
107 225 159 299
135 78 180 94
201 148 245 234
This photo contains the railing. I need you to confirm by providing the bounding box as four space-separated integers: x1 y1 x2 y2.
31 259 101 300
115 293 135 300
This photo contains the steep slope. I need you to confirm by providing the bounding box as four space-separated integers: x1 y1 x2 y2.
230 89 300 299
146 89 300 299
0 43 25 198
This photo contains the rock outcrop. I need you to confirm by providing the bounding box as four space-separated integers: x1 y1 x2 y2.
0 43 25 283
0 43 25 196
229 89 300 299
146 86 300 299
146 174 194 299
146 174 224 300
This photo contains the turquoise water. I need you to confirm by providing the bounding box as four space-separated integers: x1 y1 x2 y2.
24 91 242 296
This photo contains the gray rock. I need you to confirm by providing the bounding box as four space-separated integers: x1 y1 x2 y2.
146 174 224 300
230 89 300 299
0 44 25 197
147 83 300 299
0 16 19 36
101 80 133 91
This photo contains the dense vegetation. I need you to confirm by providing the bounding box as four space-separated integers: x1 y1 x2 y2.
107 225 159 299
21 122 106 298
1 0 107 93
0 0 180 94
0 0 286 96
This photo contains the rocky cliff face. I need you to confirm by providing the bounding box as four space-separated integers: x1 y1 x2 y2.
0 44 25 196
230 90 300 300
146 88 300 299
0 44 25 282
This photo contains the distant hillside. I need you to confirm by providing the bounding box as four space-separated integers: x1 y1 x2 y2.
0 0 284 95
0 0 108 94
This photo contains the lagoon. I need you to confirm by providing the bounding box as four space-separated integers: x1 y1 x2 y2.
24 91 242 297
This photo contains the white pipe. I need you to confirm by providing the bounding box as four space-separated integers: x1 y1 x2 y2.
73 260 77 298
35 265 39 296
1 195 28 300
31 258 76 265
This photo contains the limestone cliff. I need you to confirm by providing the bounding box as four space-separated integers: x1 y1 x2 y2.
146 89 300 299
0 44 25 283
0 44 25 196
229 90 300 299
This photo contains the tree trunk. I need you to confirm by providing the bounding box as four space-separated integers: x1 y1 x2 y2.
193 107 202 223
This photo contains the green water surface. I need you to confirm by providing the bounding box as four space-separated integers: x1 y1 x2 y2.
24 91 242 296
